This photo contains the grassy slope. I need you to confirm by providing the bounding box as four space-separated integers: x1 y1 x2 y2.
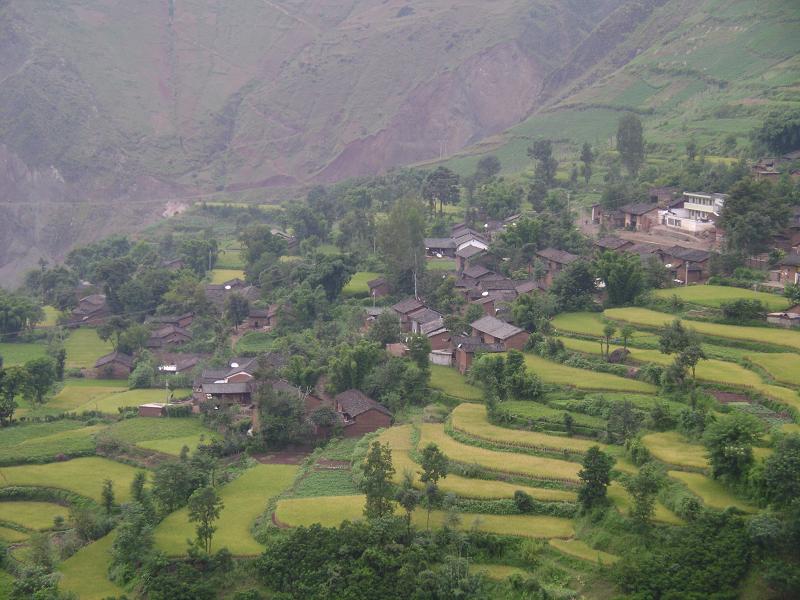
105 417 217 456
0 421 102 464
503 400 606 429
429 365 483 401
668 470 755 512
209 268 245 284
522 353 656 394
0 501 68 530
641 431 709 470
342 271 381 298
549 539 619 565
155 464 297 556
0 343 47 366
746 353 800 386
0 457 141 503
653 286 789 310
64 329 114 369
59 533 123 600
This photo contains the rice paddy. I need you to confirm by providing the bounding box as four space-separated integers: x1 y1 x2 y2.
429 364 484 401
548 539 619 564
59 533 123 600
209 268 246 284
342 271 381 297
667 471 756 512
64 329 114 369
641 432 709 470
0 501 68 531
652 286 789 310
522 353 656 393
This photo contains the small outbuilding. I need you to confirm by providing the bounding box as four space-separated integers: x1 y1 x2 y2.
94 351 134 379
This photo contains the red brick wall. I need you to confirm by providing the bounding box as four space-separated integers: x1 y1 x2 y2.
428 331 451 351
455 349 472 374
503 330 530 351
138 405 164 417
342 409 392 437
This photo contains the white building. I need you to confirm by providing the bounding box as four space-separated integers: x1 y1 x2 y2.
659 191 726 234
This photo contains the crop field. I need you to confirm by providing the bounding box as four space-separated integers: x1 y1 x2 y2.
0 342 47 366
503 401 606 430
641 432 708 470
607 483 683 526
275 495 574 539
0 501 68 531
427 259 456 271
64 329 114 369
419 423 581 482
522 353 656 394
155 464 297 556
746 353 800 386
551 312 608 337
377 426 578 502
342 271 381 297
0 457 141 503
429 365 483 400
450 404 605 455
0 421 102 464
0 526 28 543
548 539 619 565
215 246 245 269
59 532 123 600
668 471 755 512
104 417 217 456
604 307 800 351
209 268 245 284
235 330 273 353
652 286 789 310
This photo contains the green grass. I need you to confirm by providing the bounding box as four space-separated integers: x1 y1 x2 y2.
522 353 657 394
0 342 47 366
59 533 123 600
429 365 483 401
377 426 578 502
668 470 756 512
0 527 28 543
642 432 708 470
746 353 800 386
426 259 456 271
473 564 531 580
104 417 216 456
548 539 619 565
605 307 800 351
64 329 114 369
342 271 381 298
209 268 245 284
0 501 68 530
292 470 359 497
653 285 789 310
155 464 297 556
0 457 141 503
275 495 574 538
215 247 245 269
235 331 274 354
503 400 606 430
451 403 607 455
40 306 60 328
0 421 102 464
552 312 609 337
608 482 683 525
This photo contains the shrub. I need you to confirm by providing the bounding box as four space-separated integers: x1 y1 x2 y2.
720 299 767 323
513 490 534 513
129 362 155 389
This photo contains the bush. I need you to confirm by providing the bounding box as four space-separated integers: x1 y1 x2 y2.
513 490 534 513
164 404 192 418
129 362 155 389
720 299 767 323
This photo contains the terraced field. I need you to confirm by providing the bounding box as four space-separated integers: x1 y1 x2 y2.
522 353 656 393
503 401 606 430
652 285 789 310
104 417 217 456
0 501 68 531
548 539 619 565
641 432 708 470
0 342 47 366
607 482 683 526
0 421 102 464
64 329 114 369
429 364 483 400
209 268 246 284
342 271 381 297
59 533 123 600
746 353 800 386
275 495 575 539
668 471 756 512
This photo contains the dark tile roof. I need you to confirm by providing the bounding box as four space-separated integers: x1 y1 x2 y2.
409 307 443 325
421 318 447 336
595 236 631 250
456 245 486 259
514 280 543 294
367 277 387 288
620 202 659 216
150 324 192 339
392 297 425 315
666 245 712 262
94 351 134 369
480 277 518 291
424 238 457 249
452 335 504 353
248 308 270 318
779 254 800 266
335 389 392 418
471 315 525 340
202 382 252 395
462 265 494 280
536 248 580 265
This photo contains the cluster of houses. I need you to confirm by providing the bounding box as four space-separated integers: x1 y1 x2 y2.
751 151 800 182
594 236 714 284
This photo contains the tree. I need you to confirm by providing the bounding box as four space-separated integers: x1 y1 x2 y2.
328 339 384 393
594 251 644 306
224 293 250 332
22 357 57 405
187 486 224 554
578 446 615 510
0 290 44 336
240 224 287 270
580 142 594 184
658 319 694 355
97 315 131 350
511 292 556 332
474 155 501 184
718 178 789 256
677 343 706 383
101 479 115 515
617 113 645 177
422 167 460 216
623 462 662 526
368 311 401 345
110 503 154 585
131 471 148 504
642 254 671 289
178 236 218 277
0 365 28 425
475 178 524 219
528 139 558 187
550 260 597 312
419 443 448 529
407 334 431 373
753 107 800 154
760 434 800 508
620 324 635 350
360 441 395 520
602 323 616 358
686 138 697 162
378 197 426 294
257 387 309 449
703 413 761 480
394 472 420 534
784 282 800 306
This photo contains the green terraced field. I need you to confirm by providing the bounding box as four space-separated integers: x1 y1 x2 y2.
342 271 381 297
548 539 619 564
209 268 245 284
746 353 800 386
0 342 47 366
607 482 683 526
642 432 709 470
668 471 755 512
0 526 27 543
0 457 141 503
104 417 217 456
429 365 483 401
155 464 297 555
235 331 273 354
0 501 68 530
474 564 531 580
653 286 789 310
503 400 606 430
275 495 575 539
0 421 101 464
64 329 114 369
59 533 123 600
604 308 800 351
522 353 656 394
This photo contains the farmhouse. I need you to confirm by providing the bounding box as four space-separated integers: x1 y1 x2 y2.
420 318 451 351
247 305 279 330
367 277 390 298
146 312 195 329
470 315 529 350
408 307 443 335
455 244 487 274
157 353 201 375
452 335 504 374
619 202 659 232
392 298 425 331
138 403 166 418
663 246 713 284
424 238 457 258
777 254 800 285
536 248 580 289
146 324 193 349
193 357 260 407
594 236 633 253
68 294 110 327
205 279 261 309
94 351 134 379
334 389 392 437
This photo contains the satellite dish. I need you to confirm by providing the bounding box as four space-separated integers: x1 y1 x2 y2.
230 362 239 368
482 291 489 296
224 285 232 290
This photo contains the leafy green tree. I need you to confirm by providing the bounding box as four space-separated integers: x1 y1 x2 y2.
602 323 616 358
178 236 219 277
759 434 800 508
302 254 357 301
328 339 384 393
475 155 501 184
110 502 154 584
595 251 645 306
407 334 431 373
188 485 224 554
368 311 401 345
394 472 420 534
257 387 309 449
240 224 287 269
617 113 645 176
753 107 800 154
475 178 524 219
718 178 789 256
511 292 556 332
22 357 57 405
642 255 671 289
467 353 507 400
784 282 800 306
0 290 44 336
528 139 558 187
677 343 706 383
578 446 615 510
419 443 448 529
703 413 761 480
658 319 694 355
422 167 460 216
550 260 597 312
360 441 395 520
0 365 28 425
159 271 211 316
580 142 594 184
224 293 250 331
131 471 148 504
278 283 329 332
620 324 635 350
623 462 662 526
686 138 697 161
101 479 115 514
378 197 426 294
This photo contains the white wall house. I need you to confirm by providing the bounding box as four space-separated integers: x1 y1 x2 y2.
659 191 726 234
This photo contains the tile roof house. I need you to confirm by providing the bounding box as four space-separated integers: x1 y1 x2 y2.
663 245 714 284
392 298 425 331
334 390 392 437
619 202 660 232
536 248 580 288
146 312 195 329
408 307 443 334
146 324 193 349
67 294 110 327
424 238 457 257
94 351 134 379
367 277 390 298
204 280 261 309
193 357 261 407
470 315 529 350
778 253 800 285
452 334 505 374
594 236 634 253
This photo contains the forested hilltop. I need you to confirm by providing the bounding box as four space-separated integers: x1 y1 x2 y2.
1 101 800 599
1 0 799 284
